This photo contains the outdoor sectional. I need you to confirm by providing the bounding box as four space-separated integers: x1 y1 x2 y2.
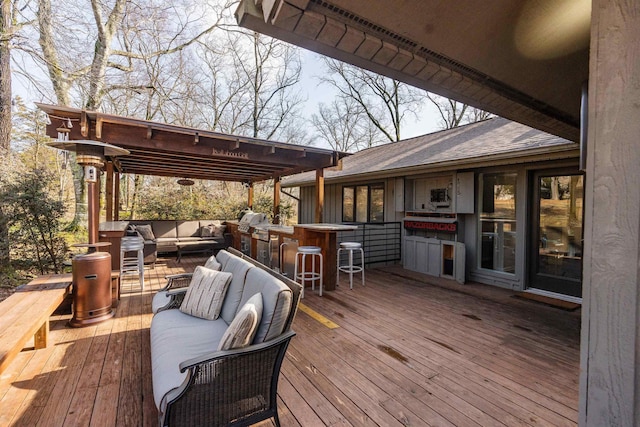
150 248 301 426
128 220 233 264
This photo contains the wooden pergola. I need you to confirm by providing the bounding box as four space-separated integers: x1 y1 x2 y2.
37 103 345 226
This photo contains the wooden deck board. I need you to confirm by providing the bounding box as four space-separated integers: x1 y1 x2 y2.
0 254 581 426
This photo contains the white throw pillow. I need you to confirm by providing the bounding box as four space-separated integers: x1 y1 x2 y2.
180 267 232 320
203 255 222 271
217 293 263 351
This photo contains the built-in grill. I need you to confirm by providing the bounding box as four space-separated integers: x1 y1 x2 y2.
251 227 269 242
237 212 269 255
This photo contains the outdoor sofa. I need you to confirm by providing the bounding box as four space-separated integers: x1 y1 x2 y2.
128 220 233 264
149 248 301 426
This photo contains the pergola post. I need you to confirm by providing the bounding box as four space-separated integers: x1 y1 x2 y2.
315 168 324 223
273 176 281 224
247 182 254 209
105 161 114 221
114 171 120 221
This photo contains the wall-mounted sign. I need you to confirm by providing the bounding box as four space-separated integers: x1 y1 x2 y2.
404 220 457 233
212 148 249 159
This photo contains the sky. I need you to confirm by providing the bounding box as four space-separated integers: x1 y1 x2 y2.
298 51 442 147
11 29 442 151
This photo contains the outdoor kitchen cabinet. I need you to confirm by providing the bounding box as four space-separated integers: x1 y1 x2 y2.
404 236 465 284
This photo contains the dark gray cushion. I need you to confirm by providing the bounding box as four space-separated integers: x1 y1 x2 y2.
153 222 177 239
136 224 155 241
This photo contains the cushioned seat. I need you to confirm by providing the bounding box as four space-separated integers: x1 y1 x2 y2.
150 309 229 410
176 237 201 242
149 249 300 427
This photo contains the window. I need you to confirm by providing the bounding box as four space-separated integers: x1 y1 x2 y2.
479 173 517 273
342 183 384 223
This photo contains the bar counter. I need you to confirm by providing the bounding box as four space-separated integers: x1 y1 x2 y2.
268 223 357 292
98 221 129 270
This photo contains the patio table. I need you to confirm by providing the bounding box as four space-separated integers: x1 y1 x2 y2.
175 241 219 262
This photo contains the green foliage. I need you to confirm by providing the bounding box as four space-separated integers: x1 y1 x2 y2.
132 177 295 222
0 168 69 274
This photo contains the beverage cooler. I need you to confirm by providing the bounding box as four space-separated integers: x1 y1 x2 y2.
403 214 465 284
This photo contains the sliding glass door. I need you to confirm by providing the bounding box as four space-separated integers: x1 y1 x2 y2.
529 172 584 297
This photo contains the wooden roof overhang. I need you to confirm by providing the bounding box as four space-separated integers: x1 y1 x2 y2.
36 103 346 183
235 1 590 142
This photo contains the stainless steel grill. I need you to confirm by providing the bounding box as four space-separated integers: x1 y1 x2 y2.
251 227 269 241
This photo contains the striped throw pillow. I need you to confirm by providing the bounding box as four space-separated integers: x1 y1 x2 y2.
179 266 232 320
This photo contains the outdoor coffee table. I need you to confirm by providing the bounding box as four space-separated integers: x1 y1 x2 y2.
175 241 218 262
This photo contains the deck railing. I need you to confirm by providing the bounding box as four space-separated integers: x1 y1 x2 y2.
337 222 402 266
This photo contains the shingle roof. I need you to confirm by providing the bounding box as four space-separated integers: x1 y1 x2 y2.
284 117 576 186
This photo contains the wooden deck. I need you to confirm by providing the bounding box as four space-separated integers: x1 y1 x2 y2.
0 255 581 426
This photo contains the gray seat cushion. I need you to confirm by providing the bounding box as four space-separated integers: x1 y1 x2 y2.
150 309 229 410
219 256 254 324
215 250 232 269
152 291 170 314
240 268 292 343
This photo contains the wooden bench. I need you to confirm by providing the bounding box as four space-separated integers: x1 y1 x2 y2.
0 274 72 374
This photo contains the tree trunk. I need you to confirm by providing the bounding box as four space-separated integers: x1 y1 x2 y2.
71 162 88 229
129 175 142 219
38 0 71 105
551 177 560 200
0 0 12 264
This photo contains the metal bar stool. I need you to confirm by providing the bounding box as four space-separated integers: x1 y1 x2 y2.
120 236 145 290
337 242 365 289
294 246 323 297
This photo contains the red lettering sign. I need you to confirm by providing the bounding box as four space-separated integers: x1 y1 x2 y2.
404 220 457 233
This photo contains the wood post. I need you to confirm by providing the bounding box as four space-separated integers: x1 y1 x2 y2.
273 177 281 224
579 2 640 424
315 168 324 223
114 171 120 221
247 183 254 209
105 162 114 221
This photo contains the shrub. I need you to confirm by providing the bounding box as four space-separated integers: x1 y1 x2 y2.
0 169 69 274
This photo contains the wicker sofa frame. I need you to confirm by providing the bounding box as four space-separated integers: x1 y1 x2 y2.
152 248 302 427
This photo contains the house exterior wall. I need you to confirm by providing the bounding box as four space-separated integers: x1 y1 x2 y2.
296 157 580 293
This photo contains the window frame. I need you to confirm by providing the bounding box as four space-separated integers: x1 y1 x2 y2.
477 172 518 274
342 183 385 223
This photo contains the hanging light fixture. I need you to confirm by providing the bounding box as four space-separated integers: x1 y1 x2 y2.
177 178 195 186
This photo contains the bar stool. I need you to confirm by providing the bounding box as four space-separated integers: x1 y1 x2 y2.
294 246 323 297
120 236 145 290
337 242 365 289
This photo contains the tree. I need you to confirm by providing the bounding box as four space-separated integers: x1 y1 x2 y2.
0 0 15 264
222 30 305 141
12 0 234 229
311 96 380 152
0 0 11 156
427 93 492 129
319 58 425 143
